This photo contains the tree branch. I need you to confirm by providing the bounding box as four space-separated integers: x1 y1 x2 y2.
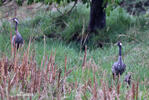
55 0 78 17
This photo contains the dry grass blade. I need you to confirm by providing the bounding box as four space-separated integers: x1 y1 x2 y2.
117 81 121 95
103 83 107 100
57 69 62 100
63 55 67 99
136 81 139 100
10 31 14 57
27 38 31 61
46 51 52 73
92 66 97 100
52 63 57 81
0 85 5 100
37 70 41 93
1 57 5 77
75 87 82 100
125 89 131 100
43 55 48 73
82 46 87 69
64 55 67 77
132 82 135 100
101 80 107 100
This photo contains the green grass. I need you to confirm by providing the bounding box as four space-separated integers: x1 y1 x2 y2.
0 3 149 99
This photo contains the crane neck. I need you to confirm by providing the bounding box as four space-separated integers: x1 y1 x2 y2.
15 22 21 37
118 56 122 63
15 22 18 33
119 45 122 56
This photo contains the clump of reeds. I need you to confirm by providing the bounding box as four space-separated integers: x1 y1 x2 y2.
0 32 142 100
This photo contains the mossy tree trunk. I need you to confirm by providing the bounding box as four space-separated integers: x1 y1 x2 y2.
88 0 106 32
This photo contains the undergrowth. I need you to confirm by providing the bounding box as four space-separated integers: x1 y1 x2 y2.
1 3 149 49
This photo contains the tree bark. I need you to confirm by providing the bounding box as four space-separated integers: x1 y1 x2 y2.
88 0 106 32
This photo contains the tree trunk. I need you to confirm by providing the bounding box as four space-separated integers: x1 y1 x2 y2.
88 0 106 32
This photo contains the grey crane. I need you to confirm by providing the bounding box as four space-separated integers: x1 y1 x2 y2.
11 18 23 49
124 73 131 86
112 41 126 79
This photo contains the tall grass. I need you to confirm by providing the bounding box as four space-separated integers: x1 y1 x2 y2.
0 40 148 99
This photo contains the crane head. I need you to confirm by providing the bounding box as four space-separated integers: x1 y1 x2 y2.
117 41 122 47
12 18 19 24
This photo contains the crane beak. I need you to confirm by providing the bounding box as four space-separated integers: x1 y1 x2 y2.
9 18 13 21
114 42 117 46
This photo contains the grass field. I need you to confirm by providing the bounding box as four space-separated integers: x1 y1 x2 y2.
0 3 149 100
